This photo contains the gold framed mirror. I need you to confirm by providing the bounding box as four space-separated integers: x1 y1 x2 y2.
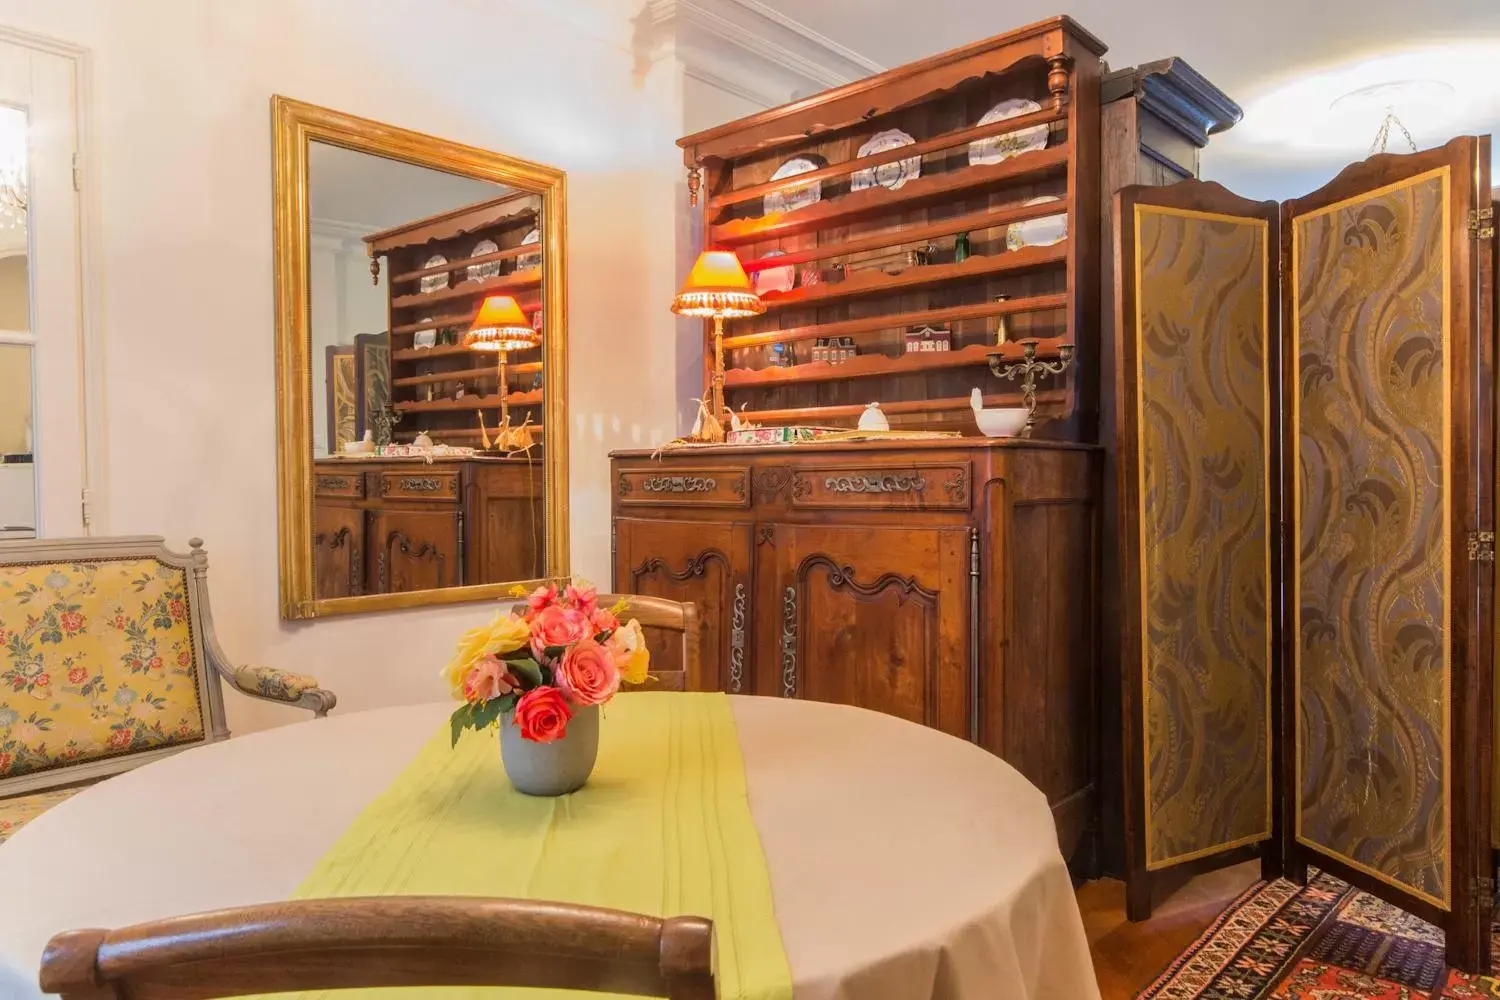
272 96 568 620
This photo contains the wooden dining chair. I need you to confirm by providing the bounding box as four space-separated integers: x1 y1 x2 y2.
509 593 704 692
39 896 715 1000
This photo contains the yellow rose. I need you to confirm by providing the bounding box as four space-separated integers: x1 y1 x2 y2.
606 618 651 686
441 613 532 698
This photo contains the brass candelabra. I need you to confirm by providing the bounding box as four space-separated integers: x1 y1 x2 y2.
987 339 1075 438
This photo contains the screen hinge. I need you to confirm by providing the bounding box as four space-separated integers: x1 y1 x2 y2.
1467 530 1495 562
79 487 92 534
71 151 80 193
1467 207 1494 240
1470 874 1497 908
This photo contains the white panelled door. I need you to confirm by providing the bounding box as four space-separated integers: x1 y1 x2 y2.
0 34 88 537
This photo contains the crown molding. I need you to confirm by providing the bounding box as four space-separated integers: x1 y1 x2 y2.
309 217 377 254
645 0 883 107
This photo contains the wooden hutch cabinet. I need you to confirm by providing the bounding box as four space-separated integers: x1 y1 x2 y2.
612 441 1098 863
609 18 1239 873
312 456 543 599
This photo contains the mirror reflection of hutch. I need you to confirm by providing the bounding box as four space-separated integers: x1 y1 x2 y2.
310 193 547 600
610 16 1239 874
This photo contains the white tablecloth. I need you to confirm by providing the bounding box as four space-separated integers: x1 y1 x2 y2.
0 696 1099 1000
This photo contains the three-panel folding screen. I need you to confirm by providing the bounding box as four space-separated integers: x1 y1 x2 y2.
1115 136 1496 972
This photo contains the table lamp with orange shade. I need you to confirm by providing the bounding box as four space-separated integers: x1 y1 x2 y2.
671 250 764 439
464 294 542 447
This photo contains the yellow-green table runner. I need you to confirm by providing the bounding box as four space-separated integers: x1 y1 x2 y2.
281 691 792 999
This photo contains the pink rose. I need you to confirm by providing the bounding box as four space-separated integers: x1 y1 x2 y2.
526 584 559 614
462 654 518 705
59 611 84 633
556 638 620 707
564 582 598 616
529 604 590 658
67 667 88 686
0 751 12 773
513 686 572 743
107 728 132 749
590 606 619 635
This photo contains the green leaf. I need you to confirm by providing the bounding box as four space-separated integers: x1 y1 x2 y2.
449 704 473 747
470 698 504 731
507 656 543 688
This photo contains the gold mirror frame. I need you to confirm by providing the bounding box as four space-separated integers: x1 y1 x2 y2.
271 96 569 620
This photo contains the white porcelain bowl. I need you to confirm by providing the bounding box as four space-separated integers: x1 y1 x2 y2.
972 406 1029 438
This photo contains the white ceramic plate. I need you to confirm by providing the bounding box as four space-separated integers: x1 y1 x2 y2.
969 99 1049 166
466 239 500 282
419 255 449 294
1006 195 1067 251
752 249 795 295
851 129 921 192
764 156 823 216
516 228 541 271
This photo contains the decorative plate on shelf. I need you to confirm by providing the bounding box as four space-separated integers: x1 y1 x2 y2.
516 228 541 271
1006 196 1067 251
466 239 501 282
763 156 824 216
968 99 1049 166
413 318 437 350
752 249 795 296
851 129 921 192
419 255 449 294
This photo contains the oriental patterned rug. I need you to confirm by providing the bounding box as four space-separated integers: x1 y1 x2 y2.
1137 870 1500 999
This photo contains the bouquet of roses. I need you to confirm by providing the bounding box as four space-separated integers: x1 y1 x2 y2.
442 581 650 746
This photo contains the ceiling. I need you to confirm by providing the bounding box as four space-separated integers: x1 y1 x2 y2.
753 0 1500 198
308 141 511 233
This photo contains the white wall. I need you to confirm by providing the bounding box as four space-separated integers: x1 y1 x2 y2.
0 0 684 732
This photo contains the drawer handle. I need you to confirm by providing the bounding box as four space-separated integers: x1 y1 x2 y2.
642 476 716 494
317 475 355 491
394 477 446 492
822 474 927 495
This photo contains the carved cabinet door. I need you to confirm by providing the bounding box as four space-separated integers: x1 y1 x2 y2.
613 517 753 693
366 509 463 594
763 523 972 738
311 503 365 599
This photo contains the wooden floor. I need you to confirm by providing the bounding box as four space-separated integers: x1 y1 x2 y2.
1078 861 1262 999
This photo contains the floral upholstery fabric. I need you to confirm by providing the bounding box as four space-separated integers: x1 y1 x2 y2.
234 665 319 702
0 784 87 844
0 559 206 781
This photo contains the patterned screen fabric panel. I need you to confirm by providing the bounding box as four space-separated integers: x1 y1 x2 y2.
1135 205 1272 870
1293 168 1450 908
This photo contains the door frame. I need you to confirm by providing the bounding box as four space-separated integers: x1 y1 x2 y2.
0 24 104 536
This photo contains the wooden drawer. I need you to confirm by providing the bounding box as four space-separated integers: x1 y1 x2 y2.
616 466 749 508
788 463 971 510
378 470 460 501
314 471 365 499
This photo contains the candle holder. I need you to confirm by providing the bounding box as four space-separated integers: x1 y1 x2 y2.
987 339 1074 438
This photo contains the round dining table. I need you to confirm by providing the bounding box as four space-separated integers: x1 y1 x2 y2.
0 696 1099 1000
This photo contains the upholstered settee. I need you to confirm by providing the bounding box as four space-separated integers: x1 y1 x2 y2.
0 535 336 844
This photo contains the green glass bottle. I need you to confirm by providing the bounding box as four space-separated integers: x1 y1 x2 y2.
954 232 971 263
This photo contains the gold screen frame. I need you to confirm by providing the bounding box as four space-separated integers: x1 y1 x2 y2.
271 96 570 620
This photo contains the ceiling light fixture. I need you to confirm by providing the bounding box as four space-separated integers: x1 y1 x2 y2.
1234 41 1500 160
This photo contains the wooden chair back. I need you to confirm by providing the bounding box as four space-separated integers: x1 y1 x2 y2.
507 593 703 692
40 896 715 1000
603 593 701 692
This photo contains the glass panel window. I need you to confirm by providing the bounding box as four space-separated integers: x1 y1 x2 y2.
0 104 34 539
